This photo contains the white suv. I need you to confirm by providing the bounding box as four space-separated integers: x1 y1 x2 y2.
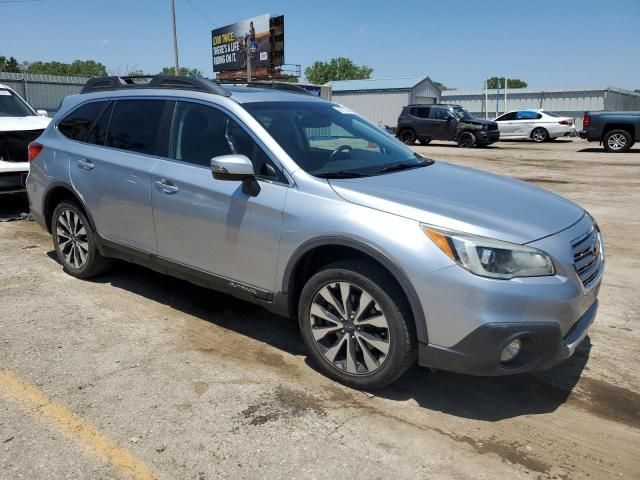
0 84 50 194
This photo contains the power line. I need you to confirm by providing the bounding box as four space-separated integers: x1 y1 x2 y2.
183 0 214 26
0 0 43 4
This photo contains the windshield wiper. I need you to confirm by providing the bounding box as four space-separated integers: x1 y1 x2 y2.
315 171 368 179
374 161 428 175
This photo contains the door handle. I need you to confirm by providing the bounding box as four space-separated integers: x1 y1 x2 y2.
77 158 95 170
155 179 179 194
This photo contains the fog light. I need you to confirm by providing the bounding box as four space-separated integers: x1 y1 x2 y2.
500 338 522 363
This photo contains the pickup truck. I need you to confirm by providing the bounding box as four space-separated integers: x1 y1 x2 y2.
580 111 640 152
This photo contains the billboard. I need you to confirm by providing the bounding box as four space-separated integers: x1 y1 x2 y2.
212 14 273 73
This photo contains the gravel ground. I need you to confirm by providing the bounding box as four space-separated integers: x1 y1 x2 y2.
0 138 639 479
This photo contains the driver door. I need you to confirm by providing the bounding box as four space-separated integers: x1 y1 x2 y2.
150 100 289 292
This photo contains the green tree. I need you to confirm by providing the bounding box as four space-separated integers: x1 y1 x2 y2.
26 59 107 77
160 66 203 77
433 81 451 91
304 57 372 85
0 55 22 73
278 75 299 84
487 77 527 89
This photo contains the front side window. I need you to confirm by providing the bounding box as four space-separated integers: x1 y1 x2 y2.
58 101 107 141
170 101 285 182
244 101 431 178
495 112 517 121
0 89 35 118
106 100 168 155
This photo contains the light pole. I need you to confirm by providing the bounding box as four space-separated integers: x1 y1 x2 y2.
170 0 180 75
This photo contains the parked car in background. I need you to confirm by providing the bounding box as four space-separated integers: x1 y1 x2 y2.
580 111 640 152
28 76 602 389
494 109 576 142
397 104 499 148
0 84 50 194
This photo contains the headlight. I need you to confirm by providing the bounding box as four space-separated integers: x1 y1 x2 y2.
422 225 555 279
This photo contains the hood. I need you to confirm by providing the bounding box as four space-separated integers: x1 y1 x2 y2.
462 118 496 127
0 116 51 133
329 162 584 244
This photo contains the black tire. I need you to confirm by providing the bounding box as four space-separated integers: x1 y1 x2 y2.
399 129 416 145
457 131 476 148
51 201 111 279
531 127 549 143
418 138 431 146
298 259 417 390
603 129 632 153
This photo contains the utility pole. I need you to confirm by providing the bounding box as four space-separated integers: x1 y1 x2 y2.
170 0 180 75
504 77 508 113
484 79 488 120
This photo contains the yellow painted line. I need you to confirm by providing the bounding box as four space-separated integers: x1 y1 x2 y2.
0 369 160 480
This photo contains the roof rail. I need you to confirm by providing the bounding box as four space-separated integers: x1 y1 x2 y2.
80 75 231 97
217 80 313 96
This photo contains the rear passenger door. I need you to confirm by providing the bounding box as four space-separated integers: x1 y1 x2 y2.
429 107 455 140
67 98 170 252
411 107 432 138
513 111 541 137
150 100 289 293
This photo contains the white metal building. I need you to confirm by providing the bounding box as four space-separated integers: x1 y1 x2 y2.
327 76 441 126
441 86 640 130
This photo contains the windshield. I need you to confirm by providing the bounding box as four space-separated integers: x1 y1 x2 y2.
0 89 36 117
244 101 431 178
452 106 474 121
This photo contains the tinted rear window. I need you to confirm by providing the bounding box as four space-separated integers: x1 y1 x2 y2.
106 100 168 155
58 101 107 141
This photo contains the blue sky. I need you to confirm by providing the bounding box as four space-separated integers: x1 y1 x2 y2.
2 0 639 90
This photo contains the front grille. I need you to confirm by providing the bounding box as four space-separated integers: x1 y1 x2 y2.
488 123 499 131
0 129 44 162
572 225 603 289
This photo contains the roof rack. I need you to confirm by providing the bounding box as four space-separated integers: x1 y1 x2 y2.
80 75 231 97
217 80 314 96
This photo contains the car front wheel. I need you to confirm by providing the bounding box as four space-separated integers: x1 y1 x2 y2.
298 260 416 389
52 201 111 279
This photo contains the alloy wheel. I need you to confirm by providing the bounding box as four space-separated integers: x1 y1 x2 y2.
56 209 89 269
309 282 390 375
607 133 627 151
532 128 547 142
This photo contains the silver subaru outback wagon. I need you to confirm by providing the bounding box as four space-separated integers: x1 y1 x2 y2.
26 76 603 389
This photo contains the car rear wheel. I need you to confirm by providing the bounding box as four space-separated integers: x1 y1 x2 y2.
603 129 632 153
298 260 416 389
531 127 549 143
457 131 476 148
399 129 416 145
52 201 111 279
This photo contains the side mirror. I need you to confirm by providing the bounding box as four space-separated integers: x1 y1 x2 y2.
210 154 260 196
36 109 48 117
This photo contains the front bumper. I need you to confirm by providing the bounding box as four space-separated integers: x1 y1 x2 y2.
477 130 500 144
418 299 597 375
0 160 29 193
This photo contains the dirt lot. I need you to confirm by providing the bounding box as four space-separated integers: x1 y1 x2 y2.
1 138 639 480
